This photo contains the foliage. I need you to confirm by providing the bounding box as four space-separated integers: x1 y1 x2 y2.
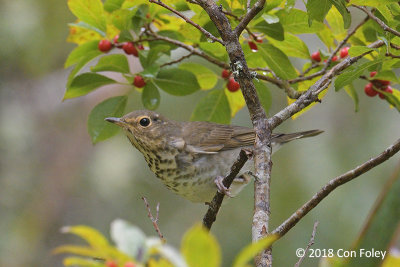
54 221 277 267
64 0 400 143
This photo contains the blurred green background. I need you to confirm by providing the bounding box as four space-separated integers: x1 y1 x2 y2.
1 1 399 266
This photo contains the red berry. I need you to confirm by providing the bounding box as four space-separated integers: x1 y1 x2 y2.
124 262 136 267
379 86 393 99
133 75 146 88
255 38 263 43
106 261 118 267
377 80 390 86
364 83 377 97
311 51 321 62
248 41 258 52
221 69 231 79
123 42 138 57
340 47 349 58
137 44 144 50
146 13 151 19
98 40 113 52
227 77 240 92
332 55 338 62
370 71 377 77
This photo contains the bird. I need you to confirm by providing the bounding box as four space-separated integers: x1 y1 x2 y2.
105 110 323 203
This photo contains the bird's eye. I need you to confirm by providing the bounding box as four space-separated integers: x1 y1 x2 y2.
139 117 151 127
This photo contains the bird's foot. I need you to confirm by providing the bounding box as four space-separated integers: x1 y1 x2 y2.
214 176 232 197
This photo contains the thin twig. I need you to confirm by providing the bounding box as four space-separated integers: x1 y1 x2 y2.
386 52 400 59
160 52 195 67
289 15 369 84
203 150 249 229
294 221 319 267
148 0 224 45
142 197 166 243
354 5 400 38
272 138 400 238
234 0 266 36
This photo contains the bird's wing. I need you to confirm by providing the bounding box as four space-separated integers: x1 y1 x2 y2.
181 121 255 153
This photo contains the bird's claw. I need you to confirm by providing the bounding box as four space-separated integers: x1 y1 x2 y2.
214 176 232 197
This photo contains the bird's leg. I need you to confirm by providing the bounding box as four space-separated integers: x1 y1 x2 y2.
214 176 232 197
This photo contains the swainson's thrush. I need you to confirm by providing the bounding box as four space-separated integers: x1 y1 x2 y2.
105 110 322 202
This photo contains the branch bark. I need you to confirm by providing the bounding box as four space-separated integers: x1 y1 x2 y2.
272 138 400 238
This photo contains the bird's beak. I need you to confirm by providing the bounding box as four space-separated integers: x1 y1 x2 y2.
105 117 126 127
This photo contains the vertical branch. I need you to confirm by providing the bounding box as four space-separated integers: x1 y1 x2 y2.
196 0 271 265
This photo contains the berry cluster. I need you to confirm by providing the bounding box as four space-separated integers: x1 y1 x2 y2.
311 47 350 63
98 35 144 57
221 69 240 92
364 71 393 99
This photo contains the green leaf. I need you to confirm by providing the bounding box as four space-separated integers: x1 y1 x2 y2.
199 42 228 61
65 40 102 68
261 14 279 24
344 165 400 267
329 0 351 29
334 59 384 90
349 0 399 6
276 8 325 34
306 0 332 25
68 0 106 33
142 81 160 110
267 33 310 59
61 225 109 248
253 21 284 41
104 0 124 12
67 51 103 88
191 90 231 124
110 219 147 259
131 4 149 34
348 46 376 57
258 43 297 79
254 80 272 114
179 63 218 90
344 84 359 112
87 96 127 143
154 68 200 96
181 224 221 267
111 9 134 31
65 73 117 99
372 70 400 83
53 245 103 258
233 235 278 267
91 54 130 73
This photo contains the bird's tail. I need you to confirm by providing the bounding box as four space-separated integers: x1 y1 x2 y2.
273 129 324 144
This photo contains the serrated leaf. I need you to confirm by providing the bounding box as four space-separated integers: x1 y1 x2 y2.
181 224 221 267
104 0 124 12
88 96 127 143
233 235 278 267
329 0 351 29
91 54 130 73
68 0 106 33
253 21 284 41
154 68 200 96
267 33 310 59
65 73 117 99
110 219 147 259
307 0 332 25
142 81 160 110
191 90 231 124
344 84 359 112
65 41 102 68
348 46 376 57
61 225 109 248
179 63 218 90
258 43 297 79
335 60 384 90
276 8 325 34
254 80 272 113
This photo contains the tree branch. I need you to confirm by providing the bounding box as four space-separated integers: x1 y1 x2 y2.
272 138 400 238
354 5 400 38
142 197 166 243
160 51 195 67
203 150 249 229
234 0 266 36
294 221 319 267
148 0 224 44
